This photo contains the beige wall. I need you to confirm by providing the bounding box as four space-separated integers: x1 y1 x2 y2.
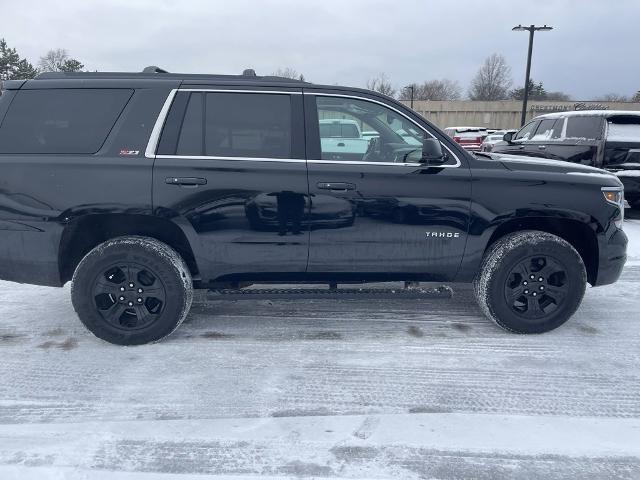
399 100 640 130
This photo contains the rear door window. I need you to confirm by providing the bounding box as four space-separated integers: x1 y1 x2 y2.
0 88 132 154
565 116 603 140
205 93 291 158
161 91 293 159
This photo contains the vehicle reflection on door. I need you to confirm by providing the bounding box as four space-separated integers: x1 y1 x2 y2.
245 192 356 233
356 197 468 228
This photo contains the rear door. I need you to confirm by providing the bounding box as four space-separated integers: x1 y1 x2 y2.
150 87 309 282
304 91 471 280
544 115 602 165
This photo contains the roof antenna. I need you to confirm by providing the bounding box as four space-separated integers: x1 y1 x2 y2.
142 66 169 73
242 68 257 77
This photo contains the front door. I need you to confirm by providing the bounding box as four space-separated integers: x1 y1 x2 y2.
304 92 471 280
151 88 309 282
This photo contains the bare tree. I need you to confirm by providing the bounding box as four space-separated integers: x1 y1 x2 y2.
633 91 640 103
401 79 462 101
596 93 629 102
38 48 84 73
272 67 306 81
366 73 395 97
468 54 512 101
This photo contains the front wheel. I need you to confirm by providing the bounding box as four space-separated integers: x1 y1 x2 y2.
473 231 586 333
71 236 193 345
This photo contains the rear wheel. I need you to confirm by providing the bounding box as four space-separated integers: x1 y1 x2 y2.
474 231 586 333
71 236 193 345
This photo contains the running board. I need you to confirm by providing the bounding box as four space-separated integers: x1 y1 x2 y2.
206 286 452 301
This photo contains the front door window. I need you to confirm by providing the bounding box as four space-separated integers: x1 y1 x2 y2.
315 96 427 164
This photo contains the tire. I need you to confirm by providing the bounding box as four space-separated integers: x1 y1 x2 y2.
473 231 586 334
71 236 193 345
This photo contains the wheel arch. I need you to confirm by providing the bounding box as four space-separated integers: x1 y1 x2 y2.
485 216 599 285
58 214 200 285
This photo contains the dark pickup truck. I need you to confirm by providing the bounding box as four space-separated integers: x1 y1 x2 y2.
0 69 627 344
493 110 640 208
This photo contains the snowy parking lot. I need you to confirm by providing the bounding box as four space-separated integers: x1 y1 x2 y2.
0 219 639 479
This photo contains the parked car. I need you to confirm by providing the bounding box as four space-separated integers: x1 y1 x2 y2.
443 126 488 151
492 111 640 209
0 70 626 344
481 130 517 152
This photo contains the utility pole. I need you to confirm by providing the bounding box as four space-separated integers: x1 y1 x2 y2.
406 84 415 109
512 24 553 126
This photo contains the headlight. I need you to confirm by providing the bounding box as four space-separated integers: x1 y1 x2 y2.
602 186 624 229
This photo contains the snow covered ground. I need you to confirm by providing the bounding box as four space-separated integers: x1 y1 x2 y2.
1 219 640 479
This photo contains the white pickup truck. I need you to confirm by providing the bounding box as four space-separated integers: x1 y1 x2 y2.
319 119 370 160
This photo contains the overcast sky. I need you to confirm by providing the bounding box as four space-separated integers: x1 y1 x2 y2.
2 0 638 100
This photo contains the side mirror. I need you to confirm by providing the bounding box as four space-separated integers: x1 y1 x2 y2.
421 137 446 164
503 131 514 143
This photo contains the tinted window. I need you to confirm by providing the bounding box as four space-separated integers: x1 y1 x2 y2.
205 93 291 158
514 121 539 141
0 89 132 154
565 116 603 139
176 93 203 155
550 118 565 139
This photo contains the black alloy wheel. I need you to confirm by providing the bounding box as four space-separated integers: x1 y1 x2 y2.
92 263 167 330
504 255 568 320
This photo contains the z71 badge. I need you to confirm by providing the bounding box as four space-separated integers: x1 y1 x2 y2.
119 149 140 156
426 232 460 238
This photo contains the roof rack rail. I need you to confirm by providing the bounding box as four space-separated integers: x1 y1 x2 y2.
142 66 169 74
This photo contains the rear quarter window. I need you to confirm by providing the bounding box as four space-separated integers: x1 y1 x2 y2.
565 116 603 140
0 88 133 154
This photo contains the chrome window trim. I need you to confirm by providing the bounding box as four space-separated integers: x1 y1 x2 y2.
179 88 302 94
305 91 461 168
145 89 177 159
308 159 422 167
155 154 306 163
153 155 434 168
145 88 462 168
144 88 301 159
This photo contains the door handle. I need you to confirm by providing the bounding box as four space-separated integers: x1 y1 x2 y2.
317 182 356 191
165 177 207 186
518 145 525 149
538 145 546 149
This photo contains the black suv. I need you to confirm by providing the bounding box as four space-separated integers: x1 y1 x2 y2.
493 110 640 208
0 69 627 344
